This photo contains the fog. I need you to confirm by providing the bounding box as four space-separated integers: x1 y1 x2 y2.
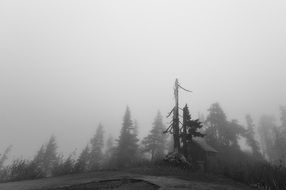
0 0 286 160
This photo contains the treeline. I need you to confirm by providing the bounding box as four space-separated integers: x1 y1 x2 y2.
1 103 286 189
0 107 169 182
203 103 286 189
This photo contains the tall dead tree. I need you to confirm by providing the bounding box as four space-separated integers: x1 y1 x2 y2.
173 79 180 152
164 79 191 153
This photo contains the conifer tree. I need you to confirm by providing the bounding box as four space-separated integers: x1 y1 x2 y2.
89 124 104 170
205 103 230 149
245 114 261 158
30 144 47 178
117 107 139 167
43 135 58 176
181 104 204 156
74 145 90 173
142 111 167 160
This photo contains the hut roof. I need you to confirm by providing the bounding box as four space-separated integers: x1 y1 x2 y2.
193 137 218 153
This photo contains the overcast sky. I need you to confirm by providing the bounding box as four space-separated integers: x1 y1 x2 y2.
1 0 286 160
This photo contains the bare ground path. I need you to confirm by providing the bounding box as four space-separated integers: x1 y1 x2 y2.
0 170 253 190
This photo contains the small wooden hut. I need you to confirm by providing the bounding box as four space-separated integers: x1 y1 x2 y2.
187 137 218 171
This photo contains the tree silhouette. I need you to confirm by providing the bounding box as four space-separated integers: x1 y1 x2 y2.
43 135 58 177
142 111 167 160
89 124 104 170
205 103 243 151
181 104 204 156
205 103 228 149
74 145 90 173
117 107 139 167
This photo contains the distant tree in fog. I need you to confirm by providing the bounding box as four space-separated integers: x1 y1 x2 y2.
88 124 104 170
52 151 76 176
245 115 261 158
205 103 227 148
31 135 58 177
32 145 46 173
258 115 277 161
43 135 58 176
204 103 248 165
117 107 139 167
74 145 90 173
205 103 246 152
0 145 12 169
141 111 167 160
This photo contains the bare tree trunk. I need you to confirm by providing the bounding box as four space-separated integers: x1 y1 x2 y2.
173 79 180 153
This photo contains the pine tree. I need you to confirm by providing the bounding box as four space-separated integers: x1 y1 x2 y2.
43 135 58 177
30 145 46 178
245 115 261 158
74 145 90 173
205 103 244 151
117 107 139 167
33 145 45 164
142 111 167 160
181 104 204 156
205 103 228 148
89 124 104 170
52 152 76 176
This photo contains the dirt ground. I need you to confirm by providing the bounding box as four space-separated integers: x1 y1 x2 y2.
0 170 253 190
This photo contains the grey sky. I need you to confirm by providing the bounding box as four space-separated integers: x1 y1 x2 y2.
0 0 286 160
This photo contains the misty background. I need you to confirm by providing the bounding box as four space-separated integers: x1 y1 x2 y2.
0 0 286 161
